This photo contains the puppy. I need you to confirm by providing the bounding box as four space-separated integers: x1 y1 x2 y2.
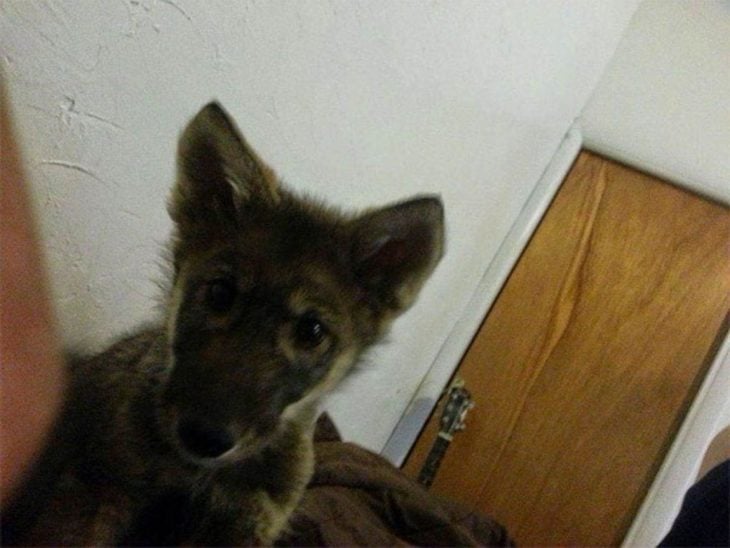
2 102 444 545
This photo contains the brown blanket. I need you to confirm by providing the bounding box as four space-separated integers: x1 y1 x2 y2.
277 417 512 546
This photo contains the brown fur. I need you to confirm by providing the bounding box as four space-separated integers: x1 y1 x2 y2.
2 102 444 545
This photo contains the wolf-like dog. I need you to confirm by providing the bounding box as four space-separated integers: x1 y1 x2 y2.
2 102 444 545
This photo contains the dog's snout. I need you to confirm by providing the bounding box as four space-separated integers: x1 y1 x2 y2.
177 417 236 460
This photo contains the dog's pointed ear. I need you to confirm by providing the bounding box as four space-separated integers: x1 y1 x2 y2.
351 196 444 313
169 102 278 230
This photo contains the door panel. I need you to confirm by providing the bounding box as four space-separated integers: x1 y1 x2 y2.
403 151 729 546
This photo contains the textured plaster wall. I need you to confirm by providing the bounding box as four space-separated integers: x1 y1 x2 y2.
1 1 638 451
582 0 730 204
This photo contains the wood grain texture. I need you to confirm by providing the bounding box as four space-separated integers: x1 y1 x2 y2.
402 151 730 546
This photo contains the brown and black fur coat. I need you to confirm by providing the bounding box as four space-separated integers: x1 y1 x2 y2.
2 102 444 545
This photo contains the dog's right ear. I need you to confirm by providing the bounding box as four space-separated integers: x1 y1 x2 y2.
169 102 278 232
350 196 445 314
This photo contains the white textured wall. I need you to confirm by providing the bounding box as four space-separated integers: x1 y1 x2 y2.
582 0 730 204
1 1 638 451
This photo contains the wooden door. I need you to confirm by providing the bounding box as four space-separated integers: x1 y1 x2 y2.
403 151 729 545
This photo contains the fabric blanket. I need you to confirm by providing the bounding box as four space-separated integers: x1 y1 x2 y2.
277 416 512 546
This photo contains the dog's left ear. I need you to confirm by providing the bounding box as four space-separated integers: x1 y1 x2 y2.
351 196 445 313
169 101 278 231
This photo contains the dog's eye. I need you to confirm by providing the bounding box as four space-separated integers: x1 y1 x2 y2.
205 279 237 313
294 312 328 349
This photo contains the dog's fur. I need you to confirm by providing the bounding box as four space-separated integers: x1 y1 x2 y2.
2 102 444 545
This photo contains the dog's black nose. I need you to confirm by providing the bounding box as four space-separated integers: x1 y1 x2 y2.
177 417 235 459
